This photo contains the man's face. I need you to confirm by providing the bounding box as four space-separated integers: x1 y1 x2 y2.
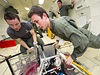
31 13 48 30
57 2 62 9
6 18 21 31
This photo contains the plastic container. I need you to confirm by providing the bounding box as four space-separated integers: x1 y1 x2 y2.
0 40 17 48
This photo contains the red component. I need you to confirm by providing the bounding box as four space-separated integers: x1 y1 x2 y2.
64 54 70 56
0 40 17 48
56 67 58 71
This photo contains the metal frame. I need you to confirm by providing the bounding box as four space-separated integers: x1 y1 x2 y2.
5 43 92 75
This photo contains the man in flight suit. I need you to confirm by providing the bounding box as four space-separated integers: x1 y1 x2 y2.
28 5 100 65
57 0 74 16
4 12 44 53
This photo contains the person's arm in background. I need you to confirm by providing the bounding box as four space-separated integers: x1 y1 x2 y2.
16 38 30 50
71 0 74 7
56 11 60 14
65 0 74 9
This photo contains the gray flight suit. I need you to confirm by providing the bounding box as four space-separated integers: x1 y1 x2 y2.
47 11 56 19
50 16 100 60
82 24 89 29
58 5 74 16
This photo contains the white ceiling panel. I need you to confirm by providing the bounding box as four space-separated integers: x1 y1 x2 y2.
0 0 58 20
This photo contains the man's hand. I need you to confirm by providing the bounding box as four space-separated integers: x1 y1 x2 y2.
71 0 74 2
52 42 59 48
28 47 34 52
16 38 30 50
71 0 74 5
65 56 73 65
29 49 33 52
56 11 58 13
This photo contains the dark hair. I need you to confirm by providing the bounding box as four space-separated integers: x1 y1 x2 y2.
9 6 14 8
57 0 62 3
4 11 20 21
28 5 49 18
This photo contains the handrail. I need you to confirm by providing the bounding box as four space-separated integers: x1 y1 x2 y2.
65 56 92 75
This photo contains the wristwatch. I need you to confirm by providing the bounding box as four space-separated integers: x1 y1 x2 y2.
33 42 38 45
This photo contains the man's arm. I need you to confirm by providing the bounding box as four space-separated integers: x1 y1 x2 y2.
56 11 60 14
54 20 89 64
65 0 74 9
16 38 30 50
30 29 37 43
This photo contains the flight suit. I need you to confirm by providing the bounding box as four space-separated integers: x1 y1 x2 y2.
50 16 100 60
58 5 74 16
47 11 56 19
82 24 89 29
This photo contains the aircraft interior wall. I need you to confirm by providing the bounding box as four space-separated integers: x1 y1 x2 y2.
0 0 100 40
0 5 9 40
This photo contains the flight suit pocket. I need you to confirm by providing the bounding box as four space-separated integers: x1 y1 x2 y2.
70 34 81 48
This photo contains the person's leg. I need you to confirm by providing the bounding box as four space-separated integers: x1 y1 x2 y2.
89 35 100 48
97 33 100 37
20 45 27 53
93 37 100 48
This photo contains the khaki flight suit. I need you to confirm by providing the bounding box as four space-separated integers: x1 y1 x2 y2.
58 5 74 16
50 16 100 60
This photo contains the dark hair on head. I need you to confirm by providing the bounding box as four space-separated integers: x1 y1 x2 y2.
9 6 13 8
57 0 62 3
4 11 20 21
28 5 49 18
